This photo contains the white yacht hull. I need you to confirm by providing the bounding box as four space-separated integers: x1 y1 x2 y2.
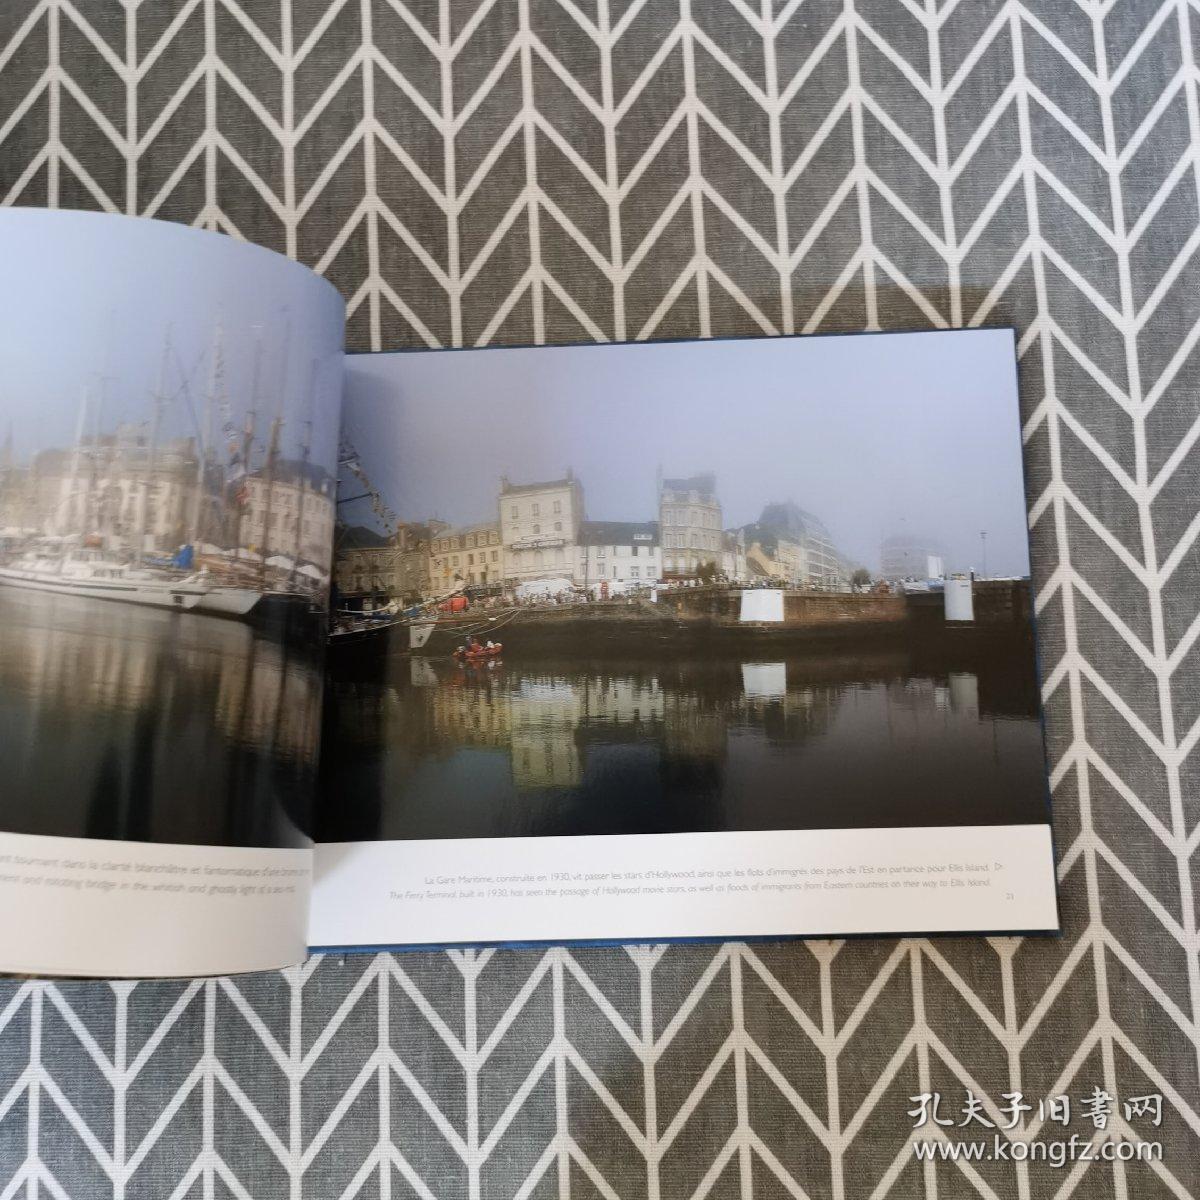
0 564 207 610
193 586 263 617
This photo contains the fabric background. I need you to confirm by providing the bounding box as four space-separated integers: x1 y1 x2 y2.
2 1 1199 1195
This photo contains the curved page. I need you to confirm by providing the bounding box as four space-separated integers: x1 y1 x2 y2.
0 211 343 976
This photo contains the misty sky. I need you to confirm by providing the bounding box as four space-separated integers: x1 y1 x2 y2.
0 210 343 476
342 329 1031 577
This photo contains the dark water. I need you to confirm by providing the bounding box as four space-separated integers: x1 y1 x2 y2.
318 636 1050 842
0 588 319 848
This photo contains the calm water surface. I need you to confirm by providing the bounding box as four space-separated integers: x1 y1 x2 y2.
0 588 319 847
318 637 1048 841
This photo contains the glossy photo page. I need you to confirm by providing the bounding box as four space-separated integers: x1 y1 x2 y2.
312 328 1059 949
0 210 343 976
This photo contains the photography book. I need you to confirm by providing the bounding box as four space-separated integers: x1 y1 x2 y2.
0 210 1058 977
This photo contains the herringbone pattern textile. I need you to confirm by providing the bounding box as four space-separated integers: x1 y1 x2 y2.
2 1 1198 1195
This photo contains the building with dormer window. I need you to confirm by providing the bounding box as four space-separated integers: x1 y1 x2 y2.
659 471 722 579
578 520 660 590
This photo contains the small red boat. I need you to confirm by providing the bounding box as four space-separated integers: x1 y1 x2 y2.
453 641 503 661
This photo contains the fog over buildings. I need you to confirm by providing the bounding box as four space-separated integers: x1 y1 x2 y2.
342 329 1031 578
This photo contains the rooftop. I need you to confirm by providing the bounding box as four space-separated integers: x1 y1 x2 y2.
661 472 716 496
579 520 659 546
758 501 833 543
336 523 390 551
435 521 500 539
499 471 576 496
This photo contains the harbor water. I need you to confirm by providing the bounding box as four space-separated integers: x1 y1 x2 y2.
0 587 319 848
318 635 1049 842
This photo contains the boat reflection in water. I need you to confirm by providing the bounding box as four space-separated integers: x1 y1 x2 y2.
0 587 319 848
318 636 1049 843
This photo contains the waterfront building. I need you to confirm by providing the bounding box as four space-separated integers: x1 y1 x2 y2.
335 521 437 607
721 528 747 583
499 472 584 586
880 533 946 581
238 460 336 570
4 423 335 594
659 471 722 579
0 427 33 538
31 429 208 553
742 525 805 585
429 521 504 593
0 448 36 539
578 520 660 590
749 502 848 590
335 525 394 607
394 522 435 600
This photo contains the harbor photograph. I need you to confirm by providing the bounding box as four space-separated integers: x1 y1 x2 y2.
319 328 1048 843
0 209 343 848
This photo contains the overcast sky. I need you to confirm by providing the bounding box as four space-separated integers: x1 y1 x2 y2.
0 209 343 477
342 329 1031 577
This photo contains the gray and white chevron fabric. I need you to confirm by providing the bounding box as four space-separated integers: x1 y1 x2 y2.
2 1 1200 1196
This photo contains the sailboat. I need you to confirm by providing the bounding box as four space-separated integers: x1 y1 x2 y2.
0 546 211 609
177 321 266 620
0 372 215 611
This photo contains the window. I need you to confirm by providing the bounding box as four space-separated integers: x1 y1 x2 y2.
511 505 518 518
533 524 540 534
532 502 540 516
452 556 459 566
553 499 561 514
612 566 618 578
554 521 561 531
468 553 474 565
631 566 640 579
491 550 498 562
598 546 606 557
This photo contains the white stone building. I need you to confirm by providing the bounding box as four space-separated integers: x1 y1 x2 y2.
37 430 203 553
659 472 722 578
577 520 660 590
499 472 584 585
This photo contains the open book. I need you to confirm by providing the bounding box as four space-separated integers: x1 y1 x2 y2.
0 211 1058 977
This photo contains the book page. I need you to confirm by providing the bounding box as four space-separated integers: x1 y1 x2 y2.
0 210 342 976
312 329 1057 950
